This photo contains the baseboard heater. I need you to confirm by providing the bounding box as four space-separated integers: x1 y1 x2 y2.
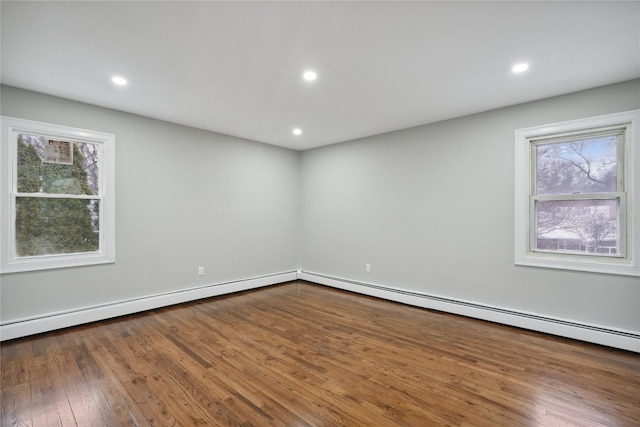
2 269 637 352
0 271 298 341
298 270 640 353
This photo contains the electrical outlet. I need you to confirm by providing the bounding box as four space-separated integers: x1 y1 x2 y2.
198 266 204 276
365 264 371 273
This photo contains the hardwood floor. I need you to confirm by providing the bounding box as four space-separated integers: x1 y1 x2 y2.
1 281 639 426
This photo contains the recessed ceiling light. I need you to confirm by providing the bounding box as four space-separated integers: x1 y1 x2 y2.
111 76 128 86
512 63 529 73
292 128 302 136
303 70 317 81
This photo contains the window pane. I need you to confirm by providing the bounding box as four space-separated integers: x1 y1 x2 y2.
15 197 100 257
536 135 618 195
535 199 619 255
17 134 100 195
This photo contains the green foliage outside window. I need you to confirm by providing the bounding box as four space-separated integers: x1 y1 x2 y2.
16 137 99 257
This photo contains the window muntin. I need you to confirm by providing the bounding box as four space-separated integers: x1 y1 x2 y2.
1 117 115 273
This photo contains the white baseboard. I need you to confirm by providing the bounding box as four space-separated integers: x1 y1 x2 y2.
299 271 640 353
4 269 638 353
0 271 297 341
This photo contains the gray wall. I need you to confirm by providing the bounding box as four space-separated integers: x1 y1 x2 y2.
299 79 640 332
1 85 300 322
2 80 639 335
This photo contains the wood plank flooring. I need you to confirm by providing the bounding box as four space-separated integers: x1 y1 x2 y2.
1 281 639 426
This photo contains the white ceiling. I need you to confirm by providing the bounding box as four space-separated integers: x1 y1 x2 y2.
2 1 639 151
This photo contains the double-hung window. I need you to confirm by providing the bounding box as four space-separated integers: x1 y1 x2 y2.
515 110 639 276
1 117 115 273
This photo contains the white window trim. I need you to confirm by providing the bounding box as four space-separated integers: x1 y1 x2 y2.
1 117 116 273
515 110 639 277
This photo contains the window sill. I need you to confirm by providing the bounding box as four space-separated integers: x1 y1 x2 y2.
1 252 115 274
515 251 639 276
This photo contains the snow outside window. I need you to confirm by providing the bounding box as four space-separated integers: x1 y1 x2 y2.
515 110 639 276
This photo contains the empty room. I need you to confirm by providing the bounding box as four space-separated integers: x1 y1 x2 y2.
1 1 639 426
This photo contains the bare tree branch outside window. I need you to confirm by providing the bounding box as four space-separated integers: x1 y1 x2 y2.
535 135 620 255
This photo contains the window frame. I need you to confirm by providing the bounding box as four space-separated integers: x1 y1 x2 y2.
1 117 116 273
530 129 625 257
515 110 639 276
